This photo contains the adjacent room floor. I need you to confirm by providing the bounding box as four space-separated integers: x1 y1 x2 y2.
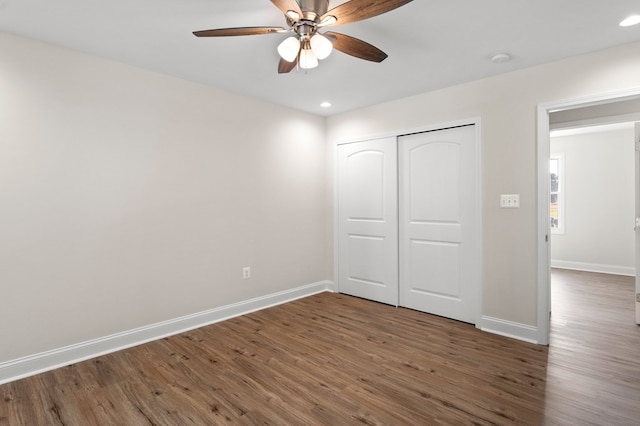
1 269 638 424
544 268 640 424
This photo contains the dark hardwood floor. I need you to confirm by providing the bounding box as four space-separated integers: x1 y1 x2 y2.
1 269 638 425
545 269 640 425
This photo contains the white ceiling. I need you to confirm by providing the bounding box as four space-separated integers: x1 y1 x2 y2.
1 0 639 116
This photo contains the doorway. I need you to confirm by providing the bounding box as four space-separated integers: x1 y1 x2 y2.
537 91 640 344
549 122 636 275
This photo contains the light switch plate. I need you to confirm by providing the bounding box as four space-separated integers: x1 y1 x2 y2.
500 194 520 208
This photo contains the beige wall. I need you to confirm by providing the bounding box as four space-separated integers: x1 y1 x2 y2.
0 33 328 363
551 127 635 274
327 41 640 327
3 31 640 364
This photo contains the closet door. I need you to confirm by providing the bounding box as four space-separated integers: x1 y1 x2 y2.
337 138 398 306
399 126 480 323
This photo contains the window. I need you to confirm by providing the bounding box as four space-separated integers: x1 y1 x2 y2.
550 153 564 234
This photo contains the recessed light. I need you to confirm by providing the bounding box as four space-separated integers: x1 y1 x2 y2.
490 53 511 64
320 102 332 108
620 15 640 27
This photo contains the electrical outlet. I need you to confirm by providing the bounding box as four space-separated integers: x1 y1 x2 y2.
242 267 251 280
500 194 520 208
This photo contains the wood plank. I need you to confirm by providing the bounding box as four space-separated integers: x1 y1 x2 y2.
1 268 639 424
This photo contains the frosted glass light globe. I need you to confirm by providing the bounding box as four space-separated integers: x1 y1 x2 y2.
299 48 318 69
310 34 333 60
277 37 300 62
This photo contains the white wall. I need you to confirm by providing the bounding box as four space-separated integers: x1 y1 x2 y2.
551 127 635 275
0 32 329 364
326 41 640 330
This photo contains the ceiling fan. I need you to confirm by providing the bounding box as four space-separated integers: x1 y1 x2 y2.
193 0 414 73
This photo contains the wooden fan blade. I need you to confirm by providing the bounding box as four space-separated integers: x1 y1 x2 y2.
278 57 298 74
321 0 413 26
193 27 285 37
270 0 303 18
324 31 388 62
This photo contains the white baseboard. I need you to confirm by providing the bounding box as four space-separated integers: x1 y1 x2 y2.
551 260 635 276
480 316 539 344
0 280 335 385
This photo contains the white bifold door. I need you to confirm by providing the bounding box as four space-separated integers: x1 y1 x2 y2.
337 137 399 306
398 126 480 324
337 126 480 324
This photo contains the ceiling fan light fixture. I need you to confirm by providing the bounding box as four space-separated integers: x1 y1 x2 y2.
310 33 333 60
299 47 319 69
193 0 414 74
277 36 301 62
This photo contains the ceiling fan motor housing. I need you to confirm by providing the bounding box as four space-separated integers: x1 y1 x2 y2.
296 23 315 39
298 0 330 19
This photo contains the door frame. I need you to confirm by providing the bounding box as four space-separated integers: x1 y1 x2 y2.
636 122 640 325
536 88 640 345
333 117 483 326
